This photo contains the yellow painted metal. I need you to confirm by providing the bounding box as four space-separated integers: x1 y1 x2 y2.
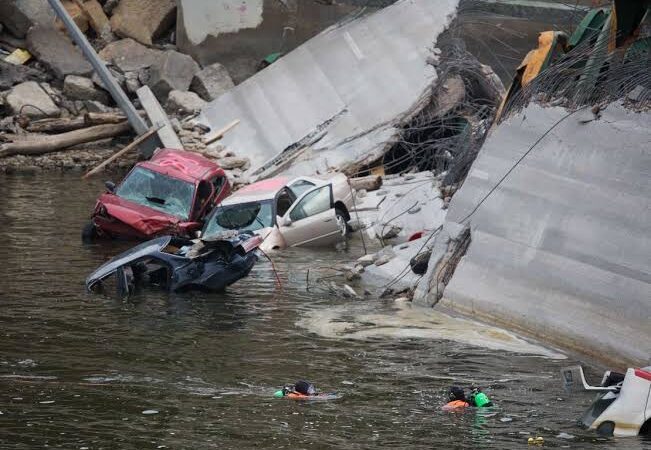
520 31 557 87
4 49 32 65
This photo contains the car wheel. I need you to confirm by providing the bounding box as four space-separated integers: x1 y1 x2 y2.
81 222 97 243
335 208 348 237
639 419 651 435
597 421 615 436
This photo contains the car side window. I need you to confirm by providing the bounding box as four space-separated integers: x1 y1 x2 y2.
276 189 294 217
289 179 316 197
289 185 331 222
193 180 213 216
212 176 225 196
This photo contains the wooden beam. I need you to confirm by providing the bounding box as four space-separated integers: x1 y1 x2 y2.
82 126 161 179
203 119 240 145
0 121 131 158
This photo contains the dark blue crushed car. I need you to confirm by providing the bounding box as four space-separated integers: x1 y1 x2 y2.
86 232 263 297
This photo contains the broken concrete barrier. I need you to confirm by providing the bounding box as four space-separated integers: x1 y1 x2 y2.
147 50 200 101
166 90 206 115
63 75 109 104
26 25 93 79
0 0 54 38
98 38 162 72
6 81 61 119
110 0 177 46
190 62 235 101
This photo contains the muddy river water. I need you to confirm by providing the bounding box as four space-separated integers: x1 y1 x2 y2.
0 174 649 449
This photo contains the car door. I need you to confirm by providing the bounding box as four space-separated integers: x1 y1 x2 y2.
278 184 341 247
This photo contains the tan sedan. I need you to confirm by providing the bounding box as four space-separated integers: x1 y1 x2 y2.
201 174 354 251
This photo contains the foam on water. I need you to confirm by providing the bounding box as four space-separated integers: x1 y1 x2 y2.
297 301 565 358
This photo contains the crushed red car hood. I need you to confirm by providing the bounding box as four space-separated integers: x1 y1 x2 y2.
99 194 180 236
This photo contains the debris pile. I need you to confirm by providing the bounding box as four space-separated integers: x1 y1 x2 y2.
0 0 374 173
350 40 505 189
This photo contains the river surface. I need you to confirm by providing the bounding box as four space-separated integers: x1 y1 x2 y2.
0 174 649 449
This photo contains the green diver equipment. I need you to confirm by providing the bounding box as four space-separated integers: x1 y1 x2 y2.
473 391 491 407
274 390 285 398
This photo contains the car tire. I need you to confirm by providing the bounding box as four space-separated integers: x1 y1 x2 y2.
335 208 348 237
596 421 615 436
640 419 651 435
81 222 97 243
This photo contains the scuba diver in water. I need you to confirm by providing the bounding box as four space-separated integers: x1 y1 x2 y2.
443 386 470 410
443 386 493 410
275 380 318 398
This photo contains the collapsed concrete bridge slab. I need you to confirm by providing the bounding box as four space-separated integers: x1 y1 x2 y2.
196 0 460 177
438 102 651 367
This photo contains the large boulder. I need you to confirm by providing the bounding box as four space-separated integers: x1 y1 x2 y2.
147 50 200 101
98 38 163 72
6 81 61 118
0 0 54 38
110 0 177 46
63 75 109 104
166 90 206 115
26 26 93 79
190 62 234 101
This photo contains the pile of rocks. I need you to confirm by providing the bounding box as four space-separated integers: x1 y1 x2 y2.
0 0 237 172
171 119 251 188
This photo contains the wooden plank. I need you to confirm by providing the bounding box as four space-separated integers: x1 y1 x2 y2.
82 126 161 179
26 112 132 133
203 119 240 145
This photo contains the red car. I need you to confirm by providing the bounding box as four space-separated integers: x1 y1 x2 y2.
82 149 231 241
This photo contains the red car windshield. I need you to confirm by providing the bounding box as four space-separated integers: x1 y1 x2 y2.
115 167 195 220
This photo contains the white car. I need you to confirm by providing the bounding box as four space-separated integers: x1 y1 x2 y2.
561 365 651 437
201 174 354 252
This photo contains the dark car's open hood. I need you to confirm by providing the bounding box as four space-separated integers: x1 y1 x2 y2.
86 233 264 294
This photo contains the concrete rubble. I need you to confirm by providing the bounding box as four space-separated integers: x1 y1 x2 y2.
98 38 162 73
109 0 177 46
191 62 235 101
0 0 55 38
26 25 93 78
0 0 408 172
166 90 206 115
0 60 50 90
63 75 108 104
352 172 447 244
148 50 200 100
5 81 61 118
